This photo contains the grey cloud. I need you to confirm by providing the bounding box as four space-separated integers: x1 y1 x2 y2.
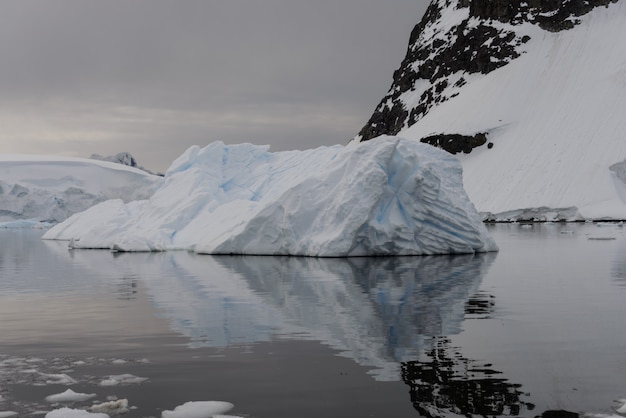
0 0 428 170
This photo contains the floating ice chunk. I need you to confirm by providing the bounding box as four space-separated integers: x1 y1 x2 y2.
45 389 96 403
586 414 624 418
98 374 148 386
44 137 497 256
0 219 54 229
617 399 626 413
161 401 234 418
0 412 18 418
111 359 126 364
90 399 129 414
45 407 109 418
41 373 77 385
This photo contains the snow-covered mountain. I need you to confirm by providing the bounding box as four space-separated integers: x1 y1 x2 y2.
355 0 626 221
0 155 162 226
89 151 162 176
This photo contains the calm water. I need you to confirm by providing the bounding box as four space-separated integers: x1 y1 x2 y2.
1 224 625 417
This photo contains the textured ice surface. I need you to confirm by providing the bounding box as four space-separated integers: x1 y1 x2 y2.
0 155 161 225
43 137 497 256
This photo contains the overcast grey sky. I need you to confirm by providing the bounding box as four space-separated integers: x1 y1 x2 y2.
0 1 429 172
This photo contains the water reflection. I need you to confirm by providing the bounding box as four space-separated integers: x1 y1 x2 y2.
612 236 626 286
402 337 535 417
105 252 495 380
211 254 497 379
465 291 496 319
43 245 497 381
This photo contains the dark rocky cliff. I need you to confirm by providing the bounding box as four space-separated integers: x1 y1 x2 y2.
356 0 618 154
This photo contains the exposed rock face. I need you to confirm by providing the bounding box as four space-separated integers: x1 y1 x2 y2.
356 0 618 150
420 132 488 154
90 152 139 168
90 152 162 176
467 0 618 31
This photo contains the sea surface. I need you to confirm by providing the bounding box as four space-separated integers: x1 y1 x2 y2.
1 223 625 417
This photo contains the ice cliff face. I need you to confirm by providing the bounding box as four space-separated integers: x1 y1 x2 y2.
0 155 161 224
356 0 626 221
43 137 498 256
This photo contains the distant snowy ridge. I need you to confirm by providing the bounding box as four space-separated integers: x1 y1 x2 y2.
43 137 497 256
90 151 162 176
356 0 626 221
0 154 162 224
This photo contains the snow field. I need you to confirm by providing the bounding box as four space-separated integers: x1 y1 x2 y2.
399 1 626 220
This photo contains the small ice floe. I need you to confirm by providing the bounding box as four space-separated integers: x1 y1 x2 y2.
17 369 77 386
616 398 626 414
111 359 126 365
42 373 78 385
90 398 129 414
587 236 617 241
0 412 18 418
68 238 81 250
98 374 148 386
161 401 234 418
45 407 109 418
45 389 96 403
596 222 624 227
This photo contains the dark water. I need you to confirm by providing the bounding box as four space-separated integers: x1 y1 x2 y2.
0 224 625 417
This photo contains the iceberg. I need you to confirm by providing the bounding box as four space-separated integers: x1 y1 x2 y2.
0 154 162 225
43 136 497 256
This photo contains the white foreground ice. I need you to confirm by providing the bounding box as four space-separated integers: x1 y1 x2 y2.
45 408 109 418
161 401 234 418
45 389 96 403
0 354 240 418
43 136 497 256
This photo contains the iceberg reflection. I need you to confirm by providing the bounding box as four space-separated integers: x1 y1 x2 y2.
135 252 497 381
612 235 626 286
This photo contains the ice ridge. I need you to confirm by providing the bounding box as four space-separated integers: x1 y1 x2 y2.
43 136 497 256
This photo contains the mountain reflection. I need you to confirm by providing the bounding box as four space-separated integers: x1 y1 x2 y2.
402 336 535 417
